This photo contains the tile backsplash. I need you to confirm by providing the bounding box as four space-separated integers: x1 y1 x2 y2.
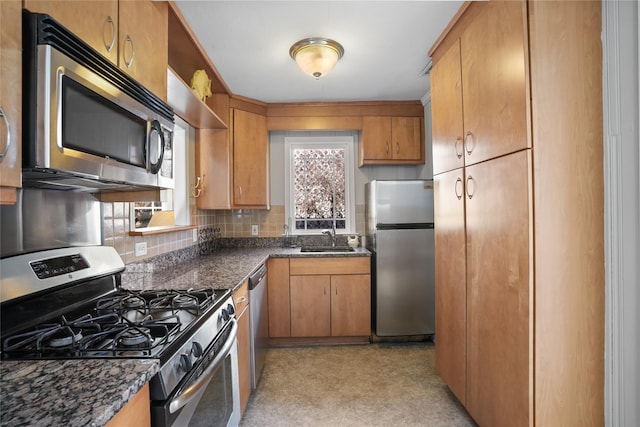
103 202 365 264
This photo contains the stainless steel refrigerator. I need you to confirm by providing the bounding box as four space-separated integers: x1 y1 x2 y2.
365 180 435 337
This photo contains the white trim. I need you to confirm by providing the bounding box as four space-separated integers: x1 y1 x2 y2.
284 136 356 235
421 90 431 106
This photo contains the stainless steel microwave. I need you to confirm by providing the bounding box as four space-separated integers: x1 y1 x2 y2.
22 11 174 192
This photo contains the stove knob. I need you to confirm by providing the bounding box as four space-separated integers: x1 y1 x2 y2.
192 341 204 358
226 303 235 316
221 309 230 321
179 353 193 372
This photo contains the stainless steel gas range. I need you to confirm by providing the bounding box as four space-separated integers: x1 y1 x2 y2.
0 246 240 427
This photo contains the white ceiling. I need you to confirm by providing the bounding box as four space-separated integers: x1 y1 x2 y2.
174 1 463 104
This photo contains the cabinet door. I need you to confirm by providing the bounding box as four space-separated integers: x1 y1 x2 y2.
465 150 532 427
360 116 392 161
433 168 467 405
391 117 423 161
118 0 168 101
267 258 290 338
232 109 269 208
24 0 118 64
461 1 529 166
431 39 465 175
290 275 330 337
330 274 371 337
233 281 250 415
0 0 22 204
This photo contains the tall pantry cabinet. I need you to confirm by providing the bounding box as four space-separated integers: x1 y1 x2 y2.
430 2 604 427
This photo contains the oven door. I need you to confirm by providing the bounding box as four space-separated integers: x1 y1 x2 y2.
152 319 240 427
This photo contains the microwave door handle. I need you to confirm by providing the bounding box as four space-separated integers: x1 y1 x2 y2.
146 120 165 174
168 318 238 414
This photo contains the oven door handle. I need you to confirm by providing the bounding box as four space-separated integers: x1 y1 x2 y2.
168 318 238 414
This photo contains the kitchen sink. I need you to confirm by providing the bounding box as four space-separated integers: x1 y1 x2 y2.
300 246 355 252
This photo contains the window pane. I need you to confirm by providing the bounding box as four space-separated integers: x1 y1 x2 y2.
293 147 346 230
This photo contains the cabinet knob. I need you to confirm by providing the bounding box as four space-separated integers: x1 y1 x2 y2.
123 35 135 68
466 175 475 199
464 131 474 156
0 107 10 163
455 177 463 200
104 16 116 53
455 137 463 159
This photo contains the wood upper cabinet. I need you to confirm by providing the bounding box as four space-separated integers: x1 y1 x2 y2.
0 0 22 205
232 109 269 208
433 168 467 405
359 116 424 166
24 0 119 64
430 1 529 172
233 280 251 416
460 1 529 166
431 39 464 175
267 258 290 338
24 0 168 101
118 0 168 101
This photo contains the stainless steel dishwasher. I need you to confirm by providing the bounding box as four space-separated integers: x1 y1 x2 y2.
249 264 268 389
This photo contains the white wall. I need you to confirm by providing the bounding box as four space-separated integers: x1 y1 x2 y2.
603 1 640 426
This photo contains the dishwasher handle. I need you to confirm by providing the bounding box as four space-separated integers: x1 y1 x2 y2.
249 264 267 289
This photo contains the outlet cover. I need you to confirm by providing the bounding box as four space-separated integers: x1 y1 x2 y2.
251 224 259 236
135 242 147 256
193 228 198 242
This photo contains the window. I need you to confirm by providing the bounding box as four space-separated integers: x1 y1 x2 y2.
284 136 355 234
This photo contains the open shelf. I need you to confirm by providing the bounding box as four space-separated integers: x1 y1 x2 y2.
167 67 227 129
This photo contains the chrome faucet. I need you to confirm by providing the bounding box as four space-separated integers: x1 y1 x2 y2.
322 226 336 247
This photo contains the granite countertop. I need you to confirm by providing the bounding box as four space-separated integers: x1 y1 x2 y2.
0 246 370 427
0 359 158 427
121 246 371 292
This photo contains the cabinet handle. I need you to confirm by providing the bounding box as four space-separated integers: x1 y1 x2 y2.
335 283 338 295
239 185 243 200
396 142 400 154
324 284 327 295
235 296 247 304
455 137 463 159
466 175 475 199
454 177 463 200
385 142 389 155
123 35 135 68
104 16 116 53
191 176 202 198
464 131 474 156
0 107 11 163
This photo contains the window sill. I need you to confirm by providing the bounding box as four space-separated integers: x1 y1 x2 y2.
128 224 197 236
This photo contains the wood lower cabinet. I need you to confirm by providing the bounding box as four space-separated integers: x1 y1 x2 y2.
431 2 603 426
359 116 424 166
24 0 168 101
288 257 371 339
290 275 331 337
269 257 371 341
0 0 22 205
105 383 150 427
267 258 290 338
433 168 467 405
233 280 251 417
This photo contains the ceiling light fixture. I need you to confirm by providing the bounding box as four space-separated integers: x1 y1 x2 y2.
289 37 344 79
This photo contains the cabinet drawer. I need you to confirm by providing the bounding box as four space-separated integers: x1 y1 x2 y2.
290 257 370 275
233 280 249 316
